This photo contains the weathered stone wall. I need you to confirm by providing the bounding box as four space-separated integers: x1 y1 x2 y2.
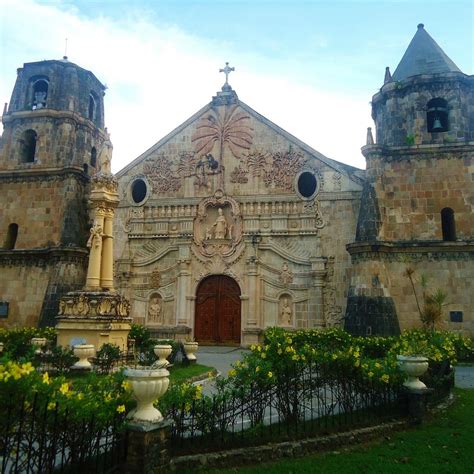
0 250 87 328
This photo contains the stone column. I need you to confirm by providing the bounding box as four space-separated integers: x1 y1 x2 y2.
308 258 326 328
85 208 105 289
176 259 191 326
100 209 115 290
246 259 260 326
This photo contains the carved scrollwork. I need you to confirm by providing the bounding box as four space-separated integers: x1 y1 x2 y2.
58 292 131 318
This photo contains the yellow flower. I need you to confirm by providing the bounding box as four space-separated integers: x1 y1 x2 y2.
380 374 390 383
59 383 69 395
121 381 131 391
42 372 50 385
375 362 382 369
277 348 283 355
255 366 260 373
47 402 56 411
261 352 266 359
76 393 84 400
354 360 360 368
368 371 374 378
267 371 273 378
116 405 126 413
228 369 237 377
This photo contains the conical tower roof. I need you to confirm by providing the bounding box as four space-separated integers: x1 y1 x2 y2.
392 24 462 81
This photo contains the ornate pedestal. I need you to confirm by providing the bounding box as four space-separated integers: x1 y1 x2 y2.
56 291 132 350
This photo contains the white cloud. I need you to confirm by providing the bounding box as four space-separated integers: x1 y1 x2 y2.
0 0 369 172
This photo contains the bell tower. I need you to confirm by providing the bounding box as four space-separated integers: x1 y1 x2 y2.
345 24 474 335
0 58 110 327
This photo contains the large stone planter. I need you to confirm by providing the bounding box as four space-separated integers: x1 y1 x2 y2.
397 355 429 390
0 342 4 354
124 367 170 422
73 344 95 369
154 344 172 367
183 341 198 362
31 337 47 354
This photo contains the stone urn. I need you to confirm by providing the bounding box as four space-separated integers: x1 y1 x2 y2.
154 344 172 367
73 344 95 369
397 355 429 390
124 367 170 422
183 341 199 362
0 342 3 354
31 337 47 354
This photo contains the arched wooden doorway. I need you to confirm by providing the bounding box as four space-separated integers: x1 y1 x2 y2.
195 275 241 344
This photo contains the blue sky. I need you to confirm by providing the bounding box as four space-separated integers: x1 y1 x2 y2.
1 0 472 171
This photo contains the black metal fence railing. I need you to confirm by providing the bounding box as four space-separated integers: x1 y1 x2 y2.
0 394 127 474
167 360 404 456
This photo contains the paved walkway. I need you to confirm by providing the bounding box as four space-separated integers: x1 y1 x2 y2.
196 347 474 390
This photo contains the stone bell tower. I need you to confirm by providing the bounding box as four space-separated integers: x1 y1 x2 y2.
0 58 110 327
345 24 474 335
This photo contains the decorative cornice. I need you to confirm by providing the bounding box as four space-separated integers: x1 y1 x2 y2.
347 240 474 262
0 167 89 184
0 247 88 266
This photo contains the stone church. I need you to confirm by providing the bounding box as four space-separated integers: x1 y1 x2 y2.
0 25 472 345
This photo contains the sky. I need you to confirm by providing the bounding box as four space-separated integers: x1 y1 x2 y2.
0 0 472 172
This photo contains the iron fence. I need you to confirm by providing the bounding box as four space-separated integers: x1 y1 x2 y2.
0 394 127 474
167 360 404 455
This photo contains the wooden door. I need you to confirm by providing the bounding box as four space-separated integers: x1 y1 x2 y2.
195 275 241 344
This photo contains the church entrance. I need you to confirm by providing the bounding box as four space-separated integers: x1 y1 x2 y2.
195 275 241 344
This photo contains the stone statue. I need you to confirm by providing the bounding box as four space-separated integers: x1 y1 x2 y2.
280 298 292 326
212 208 228 239
148 295 162 322
87 224 103 249
205 226 213 240
99 136 113 174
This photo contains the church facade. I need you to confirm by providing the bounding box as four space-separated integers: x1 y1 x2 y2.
1 25 473 343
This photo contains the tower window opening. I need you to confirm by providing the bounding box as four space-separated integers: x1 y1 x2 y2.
32 79 48 110
427 98 448 133
20 129 37 163
90 147 97 167
88 93 97 121
441 207 456 241
4 223 18 250
83 163 89 174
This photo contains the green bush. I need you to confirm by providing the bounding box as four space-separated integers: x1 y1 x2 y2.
94 343 121 374
0 327 56 361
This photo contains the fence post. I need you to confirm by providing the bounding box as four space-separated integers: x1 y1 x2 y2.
123 420 172 473
405 388 433 425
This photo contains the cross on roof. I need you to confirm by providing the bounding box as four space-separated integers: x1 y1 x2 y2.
219 62 235 85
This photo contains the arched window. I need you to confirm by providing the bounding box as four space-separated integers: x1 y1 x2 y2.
83 163 89 174
427 98 448 133
88 93 97 121
441 208 456 241
20 129 37 163
4 223 18 250
90 147 97 167
32 79 48 109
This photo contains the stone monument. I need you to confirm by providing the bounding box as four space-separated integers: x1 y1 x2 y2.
56 136 132 350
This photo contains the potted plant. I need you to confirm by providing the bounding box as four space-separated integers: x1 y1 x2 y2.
124 360 170 422
396 338 431 390
183 339 199 362
31 337 47 354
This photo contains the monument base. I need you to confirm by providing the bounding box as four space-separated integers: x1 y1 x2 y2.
56 291 132 351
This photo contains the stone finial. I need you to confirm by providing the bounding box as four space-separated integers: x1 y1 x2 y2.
2 103 7 115
384 66 392 84
366 127 375 145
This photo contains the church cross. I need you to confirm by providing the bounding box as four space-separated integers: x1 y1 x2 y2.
219 62 235 85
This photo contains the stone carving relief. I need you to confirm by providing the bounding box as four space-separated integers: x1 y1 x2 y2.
279 295 293 326
147 293 163 324
279 262 294 286
194 256 241 284
143 154 182 194
58 293 131 318
191 105 254 160
149 270 161 289
332 172 342 191
302 200 325 228
193 191 243 258
323 256 342 327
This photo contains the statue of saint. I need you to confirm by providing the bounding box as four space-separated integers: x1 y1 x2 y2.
99 136 113 174
148 295 162 323
280 298 292 326
212 208 228 239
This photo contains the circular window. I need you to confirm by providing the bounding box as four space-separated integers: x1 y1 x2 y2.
297 172 317 198
131 178 147 204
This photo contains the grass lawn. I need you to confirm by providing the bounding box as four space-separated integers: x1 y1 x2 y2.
168 363 215 384
213 388 474 474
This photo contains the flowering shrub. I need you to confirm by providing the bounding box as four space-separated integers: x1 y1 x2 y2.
0 327 56 360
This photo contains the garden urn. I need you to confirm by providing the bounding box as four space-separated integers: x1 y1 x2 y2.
0 342 3 354
397 355 429 390
73 344 95 369
124 367 170 422
183 341 199 362
31 337 47 354
154 344 172 367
